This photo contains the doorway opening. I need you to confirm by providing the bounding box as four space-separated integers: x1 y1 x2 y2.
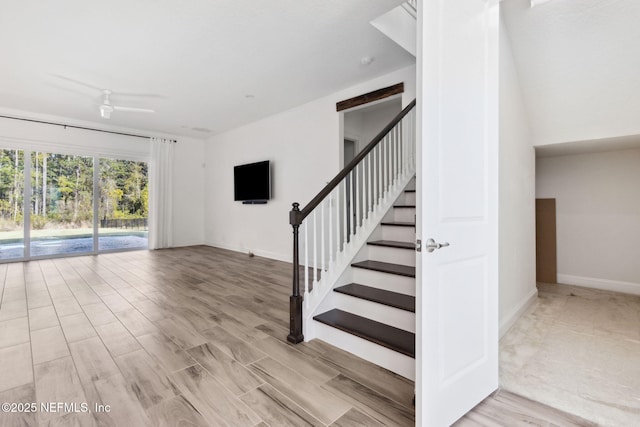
341 96 402 167
500 145 640 426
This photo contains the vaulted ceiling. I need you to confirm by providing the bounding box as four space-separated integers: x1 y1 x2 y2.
0 0 414 138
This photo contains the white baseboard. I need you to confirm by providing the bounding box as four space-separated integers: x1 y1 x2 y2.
204 241 291 263
171 240 205 248
499 288 538 338
557 274 640 296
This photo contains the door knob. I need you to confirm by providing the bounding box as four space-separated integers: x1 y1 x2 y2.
425 238 450 253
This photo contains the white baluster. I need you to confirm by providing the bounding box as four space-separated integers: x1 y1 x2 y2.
399 120 404 176
356 164 359 227
396 123 402 177
313 211 318 284
403 117 407 175
373 145 378 207
304 220 309 299
368 153 372 218
384 136 389 196
408 113 412 170
362 159 367 221
410 112 413 168
349 170 355 237
378 142 383 201
387 135 391 193
392 131 396 182
412 109 416 167
380 138 385 198
342 180 347 249
396 125 400 180
353 166 357 231
391 126 396 184
335 186 340 255
392 130 396 183
329 191 334 264
321 200 325 272
402 117 406 175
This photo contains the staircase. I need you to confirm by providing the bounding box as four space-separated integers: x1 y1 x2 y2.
287 100 417 380
313 180 416 379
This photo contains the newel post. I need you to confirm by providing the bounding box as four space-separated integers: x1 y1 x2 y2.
287 202 304 343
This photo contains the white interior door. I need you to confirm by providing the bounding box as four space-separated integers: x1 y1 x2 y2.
416 0 499 425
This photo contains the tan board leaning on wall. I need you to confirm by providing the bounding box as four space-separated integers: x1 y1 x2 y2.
536 198 557 284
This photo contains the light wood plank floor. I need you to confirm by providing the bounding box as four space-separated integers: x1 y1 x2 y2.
0 247 593 426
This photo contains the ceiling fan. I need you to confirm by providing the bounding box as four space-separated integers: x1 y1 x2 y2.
99 90 154 119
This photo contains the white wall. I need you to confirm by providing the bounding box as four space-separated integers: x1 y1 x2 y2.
168 138 205 247
498 18 538 336
536 148 640 294
0 108 205 248
204 65 416 261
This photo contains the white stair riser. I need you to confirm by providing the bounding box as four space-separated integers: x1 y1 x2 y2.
366 245 416 267
403 192 416 205
381 225 415 242
352 268 415 296
313 320 415 380
393 207 416 223
333 292 415 332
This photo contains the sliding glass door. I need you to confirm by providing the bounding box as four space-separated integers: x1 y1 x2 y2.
0 149 25 260
99 158 148 251
30 152 94 257
0 148 148 262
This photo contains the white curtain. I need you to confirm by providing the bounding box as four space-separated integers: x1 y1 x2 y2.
149 138 174 249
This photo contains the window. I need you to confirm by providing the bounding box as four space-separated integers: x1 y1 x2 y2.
30 152 94 257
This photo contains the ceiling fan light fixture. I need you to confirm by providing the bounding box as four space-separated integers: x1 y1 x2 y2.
97 89 154 118
99 104 113 119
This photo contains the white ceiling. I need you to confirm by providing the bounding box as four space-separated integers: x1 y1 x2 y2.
0 0 414 139
502 0 640 147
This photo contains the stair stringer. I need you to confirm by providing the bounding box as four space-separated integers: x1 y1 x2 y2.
302 170 415 341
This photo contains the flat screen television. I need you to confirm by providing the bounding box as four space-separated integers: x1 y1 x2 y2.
234 160 271 203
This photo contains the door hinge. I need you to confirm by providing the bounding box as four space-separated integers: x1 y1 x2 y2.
416 239 422 252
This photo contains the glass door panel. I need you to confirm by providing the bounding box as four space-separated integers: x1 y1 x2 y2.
99 158 148 251
0 149 25 260
30 152 94 257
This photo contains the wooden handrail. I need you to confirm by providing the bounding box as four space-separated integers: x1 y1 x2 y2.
291 99 416 226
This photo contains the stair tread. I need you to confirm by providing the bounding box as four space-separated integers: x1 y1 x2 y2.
314 309 415 358
393 205 416 208
351 260 415 277
381 221 415 227
367 240 415 250
334 283 415 312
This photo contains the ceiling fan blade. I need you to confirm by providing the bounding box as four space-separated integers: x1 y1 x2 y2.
51 74 162 98
112 105 155 113
111 91 164 99
46 82 96 98
50 74 103 91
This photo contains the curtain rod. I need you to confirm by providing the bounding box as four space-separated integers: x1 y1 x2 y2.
0 114 177 143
